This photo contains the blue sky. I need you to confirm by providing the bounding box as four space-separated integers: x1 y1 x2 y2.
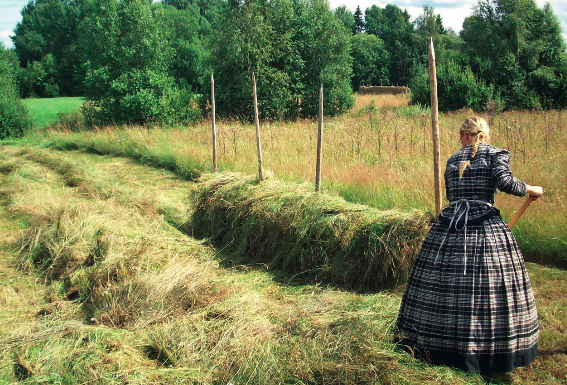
1 0 566 49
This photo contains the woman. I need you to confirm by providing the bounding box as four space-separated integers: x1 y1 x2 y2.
394 116 543 374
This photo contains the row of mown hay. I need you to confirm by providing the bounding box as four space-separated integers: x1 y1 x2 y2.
186 172 433 291
359 86 410 95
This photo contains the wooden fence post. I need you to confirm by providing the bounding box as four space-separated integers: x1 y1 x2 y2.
211 73 217 173
429 38 442 218
252 72 263 181
315 83 323 192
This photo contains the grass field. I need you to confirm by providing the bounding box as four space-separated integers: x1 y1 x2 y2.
23 97 83 129
0 95 565 384
30 95 567 268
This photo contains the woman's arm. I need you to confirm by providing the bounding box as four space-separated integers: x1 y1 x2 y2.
491 150 527 197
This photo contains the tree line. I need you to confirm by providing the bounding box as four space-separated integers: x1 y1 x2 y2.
1 0 566 135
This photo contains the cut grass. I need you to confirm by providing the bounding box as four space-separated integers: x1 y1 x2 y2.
0 146 564 384
0 146 494 384
1 94 566 383
187 171 432 290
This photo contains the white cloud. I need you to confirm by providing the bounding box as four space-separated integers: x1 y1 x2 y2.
0 0 27 48
1 30 14 48
329 0 566 37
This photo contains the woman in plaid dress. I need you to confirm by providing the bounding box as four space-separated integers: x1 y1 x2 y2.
395 117 543 374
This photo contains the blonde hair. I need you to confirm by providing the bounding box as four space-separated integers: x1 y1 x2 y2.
459 117 490 179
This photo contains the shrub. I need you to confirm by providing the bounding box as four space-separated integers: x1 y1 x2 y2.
411 61 495 112
0 44 32 139
83 68 184 126
78 0 198 127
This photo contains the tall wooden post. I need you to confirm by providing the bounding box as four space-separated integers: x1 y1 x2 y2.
211 73 217 172
252 72 263 181
315 83 323 192
428 38 442 218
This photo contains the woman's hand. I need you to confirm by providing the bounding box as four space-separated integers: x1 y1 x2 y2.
526 185 543 201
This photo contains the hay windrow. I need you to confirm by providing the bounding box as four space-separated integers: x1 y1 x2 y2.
188 172 433 290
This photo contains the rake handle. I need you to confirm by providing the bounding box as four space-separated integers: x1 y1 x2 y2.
508 196 534 229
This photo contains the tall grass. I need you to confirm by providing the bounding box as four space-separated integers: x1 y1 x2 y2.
34 95 567 268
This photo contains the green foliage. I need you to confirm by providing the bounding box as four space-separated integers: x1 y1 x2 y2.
460 0 567 109
350 33 390 90
209 0 353 121
297 0 354 117
78 0 197 126
13 0 84 96
411 61 495 112
6 0 567 119
161 4 210 94
364 4 417 86
353 5 364 34
410 6 467 85
84 68 183 126
0 44 32 139
17 53 60 98
334 5 354 33
162 0 191 10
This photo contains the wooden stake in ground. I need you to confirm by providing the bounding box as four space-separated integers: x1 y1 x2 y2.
252 72 264 181
428 37 442 218
315 83 323 192
211 73 217 172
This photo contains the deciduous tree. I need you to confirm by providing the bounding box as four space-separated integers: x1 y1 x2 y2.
461 0 567 109
78 0 195 125
12 0 84 96
364 4 417 86
209 0 353 120
350 33 389 90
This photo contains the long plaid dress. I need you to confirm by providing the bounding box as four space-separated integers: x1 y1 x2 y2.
395 144 538 373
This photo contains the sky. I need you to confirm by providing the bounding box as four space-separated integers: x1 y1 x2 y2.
330 0 567 40
1 0 566 49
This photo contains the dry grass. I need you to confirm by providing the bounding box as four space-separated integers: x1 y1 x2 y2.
188 171 432 290
0 95 565 383
0 145 491 384
39 98 567 266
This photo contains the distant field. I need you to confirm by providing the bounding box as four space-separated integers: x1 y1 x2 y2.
23 97 83 129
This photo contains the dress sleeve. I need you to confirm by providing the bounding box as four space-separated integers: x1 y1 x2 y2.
491 149 527 197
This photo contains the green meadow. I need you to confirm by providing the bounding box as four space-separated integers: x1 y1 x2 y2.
0 95 565 384
23 97 84 129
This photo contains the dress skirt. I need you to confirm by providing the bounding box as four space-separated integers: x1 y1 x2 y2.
395 215 539 373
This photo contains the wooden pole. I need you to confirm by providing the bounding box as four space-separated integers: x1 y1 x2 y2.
211 73 217 173
428 37 442 218
508 196 533 229
315 83 323 192
252 72 263 181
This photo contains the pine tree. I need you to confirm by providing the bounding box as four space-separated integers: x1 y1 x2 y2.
353 6 364 34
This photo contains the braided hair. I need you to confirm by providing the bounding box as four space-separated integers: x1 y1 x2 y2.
459 117 490 180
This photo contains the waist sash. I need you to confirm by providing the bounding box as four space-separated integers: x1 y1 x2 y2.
434 199 500 275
